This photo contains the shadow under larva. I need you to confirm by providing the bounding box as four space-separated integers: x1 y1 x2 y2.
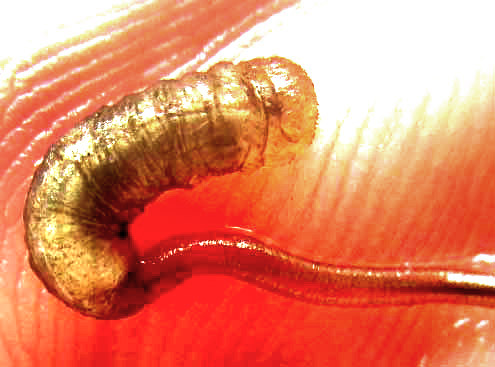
23 57 318 319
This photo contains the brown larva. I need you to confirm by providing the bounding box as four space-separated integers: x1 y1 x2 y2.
24 57 495 320
23 57 318 318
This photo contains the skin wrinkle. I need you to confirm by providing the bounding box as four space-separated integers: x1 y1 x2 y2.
452 123 487 257
331 115 369 262
347 116 399 261
4 6 160 132
341 115 382 261
2 34 185 165
423 108 480 260
2 0 292 179
410 118 450 258
386 126 430 262
289 119 342 257
376 115 423 262
0 0 295 220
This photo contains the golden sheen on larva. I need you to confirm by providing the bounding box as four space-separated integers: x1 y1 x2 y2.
24 56 495 320
23 57 318 318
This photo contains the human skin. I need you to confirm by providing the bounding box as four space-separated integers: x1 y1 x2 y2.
1 0 495 366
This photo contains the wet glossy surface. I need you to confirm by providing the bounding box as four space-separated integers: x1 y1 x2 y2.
139 229 495 308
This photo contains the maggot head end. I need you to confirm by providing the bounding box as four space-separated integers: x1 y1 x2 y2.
240 57 318 167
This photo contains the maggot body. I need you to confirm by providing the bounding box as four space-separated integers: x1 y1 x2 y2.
23 57 318 318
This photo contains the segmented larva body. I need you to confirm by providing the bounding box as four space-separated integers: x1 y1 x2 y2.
23 57 318 318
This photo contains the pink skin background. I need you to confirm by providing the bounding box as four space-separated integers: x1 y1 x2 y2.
1 0 495 365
